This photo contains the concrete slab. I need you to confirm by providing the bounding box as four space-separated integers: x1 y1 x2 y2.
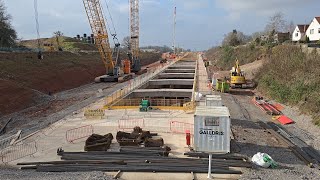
149 79 194 86
131 89 192 98
157 73 194 79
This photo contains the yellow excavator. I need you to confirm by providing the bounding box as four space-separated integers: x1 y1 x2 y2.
230 59 246 88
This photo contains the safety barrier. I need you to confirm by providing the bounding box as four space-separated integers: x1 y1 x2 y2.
183 101 196 112
1 141 37 164
65 125 94 143
170 121 194 135
0 134 16 150
118 119 145 131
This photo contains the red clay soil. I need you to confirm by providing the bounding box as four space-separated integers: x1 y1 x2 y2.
0 51 160 116
0 79 39 115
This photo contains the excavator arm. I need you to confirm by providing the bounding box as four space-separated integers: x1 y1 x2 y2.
82 0 115 75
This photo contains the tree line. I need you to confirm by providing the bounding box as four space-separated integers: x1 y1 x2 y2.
222 12 295 47
0 0 16 47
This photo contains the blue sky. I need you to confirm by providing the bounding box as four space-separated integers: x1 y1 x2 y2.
3 0 320 50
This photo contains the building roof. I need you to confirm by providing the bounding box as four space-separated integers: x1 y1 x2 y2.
315 17 320 23
297 25 309 33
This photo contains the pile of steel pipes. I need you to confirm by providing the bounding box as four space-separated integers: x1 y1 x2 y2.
18 147 251 174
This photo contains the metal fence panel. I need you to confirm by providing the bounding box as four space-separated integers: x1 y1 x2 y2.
65 125 94 143
1 141 37 164
170 121 194 135
118 119 145 131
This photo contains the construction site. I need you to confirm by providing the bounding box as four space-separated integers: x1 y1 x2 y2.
1 0 320 180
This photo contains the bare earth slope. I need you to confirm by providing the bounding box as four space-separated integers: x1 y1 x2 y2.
0 51 160 116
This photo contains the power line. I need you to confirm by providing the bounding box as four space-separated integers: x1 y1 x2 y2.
104 0 117 35
33 0 41 50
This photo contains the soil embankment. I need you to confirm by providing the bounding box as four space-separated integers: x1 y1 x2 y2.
0 51 160 116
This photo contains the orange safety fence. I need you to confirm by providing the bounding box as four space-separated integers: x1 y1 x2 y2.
170 121 194 135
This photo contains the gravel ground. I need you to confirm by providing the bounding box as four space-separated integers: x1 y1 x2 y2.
0 81 120 139
0 168 114 180
221 92 320 180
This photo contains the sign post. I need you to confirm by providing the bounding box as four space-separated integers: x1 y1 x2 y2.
208 153 212 179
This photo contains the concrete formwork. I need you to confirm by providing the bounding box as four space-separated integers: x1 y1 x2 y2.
130 89 193 98
167 65 195 69
164 69 195 73
149 79 194 86
157 73 195 79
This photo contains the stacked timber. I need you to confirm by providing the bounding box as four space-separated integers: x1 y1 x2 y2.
18 147 251 173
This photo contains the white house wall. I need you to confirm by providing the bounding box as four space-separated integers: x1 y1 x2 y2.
306 18 320 41
292 26 302 41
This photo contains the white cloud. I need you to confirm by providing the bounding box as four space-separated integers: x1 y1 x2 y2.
216 0 312 16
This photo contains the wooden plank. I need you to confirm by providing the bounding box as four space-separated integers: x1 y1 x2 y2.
10 130 22 145
113 170 122 179
14 130 40 144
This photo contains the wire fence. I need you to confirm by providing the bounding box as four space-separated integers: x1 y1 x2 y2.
1 141 37 164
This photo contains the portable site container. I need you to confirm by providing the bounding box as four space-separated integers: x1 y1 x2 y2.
194 106 231 153
205 95 222 107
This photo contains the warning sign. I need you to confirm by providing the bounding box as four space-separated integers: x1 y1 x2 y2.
84 109 105 118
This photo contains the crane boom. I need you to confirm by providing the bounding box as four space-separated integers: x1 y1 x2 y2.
83 0 115 75
129 0 141 72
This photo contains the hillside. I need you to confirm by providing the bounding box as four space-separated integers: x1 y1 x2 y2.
0 40 161 116
256 45 320 125
206 44 320 125
206 44 267 70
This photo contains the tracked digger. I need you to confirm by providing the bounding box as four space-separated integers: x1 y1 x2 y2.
230 59 247 88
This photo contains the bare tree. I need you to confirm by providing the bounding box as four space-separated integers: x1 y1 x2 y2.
0 0 17 47
53 31 63 37
285 21 295 34
122 36 130 49
265 12 287 33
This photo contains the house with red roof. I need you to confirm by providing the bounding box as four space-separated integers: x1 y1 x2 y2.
306 17 320 41
292 24 309 42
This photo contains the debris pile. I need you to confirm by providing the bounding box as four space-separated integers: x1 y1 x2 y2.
84 133 113 151
116 127 163 147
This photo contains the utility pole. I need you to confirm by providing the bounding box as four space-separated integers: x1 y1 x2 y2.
172 6 176 54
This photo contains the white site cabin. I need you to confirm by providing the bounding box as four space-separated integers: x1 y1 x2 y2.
306 17 320 41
